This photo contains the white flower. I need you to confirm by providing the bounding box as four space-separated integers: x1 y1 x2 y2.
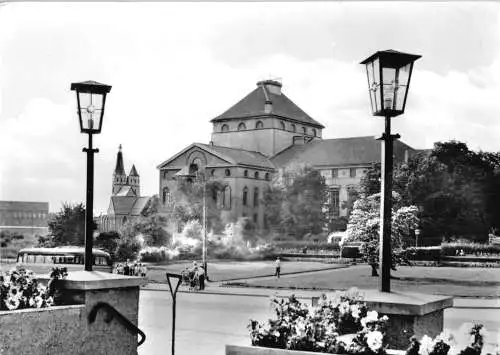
45 296 54 307
419 335 435 355
361 310 379 327
339 301 350 315
5 296 20 310
350 304 361 319
34 296 44 308
366 331 384 352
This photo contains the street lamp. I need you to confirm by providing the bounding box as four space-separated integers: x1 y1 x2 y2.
166 272 183 355
415 228 421 247
361 50 421 292
71 80 112 271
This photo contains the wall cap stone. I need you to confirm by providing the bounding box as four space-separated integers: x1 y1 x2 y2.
358 290 453 316
58 271 146 290
0 304 84 316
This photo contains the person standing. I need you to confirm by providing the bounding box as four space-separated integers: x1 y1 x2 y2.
274 257 281 278
198 265 205 290
124 260 130 276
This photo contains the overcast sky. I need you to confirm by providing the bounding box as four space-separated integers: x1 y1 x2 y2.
0 2 499 214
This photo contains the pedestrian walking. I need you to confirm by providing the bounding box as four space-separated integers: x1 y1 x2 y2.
274 257 281 278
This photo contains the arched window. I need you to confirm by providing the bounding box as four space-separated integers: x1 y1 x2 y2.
221 124 229 132
224 186 231 209
225 169 231 177
312 128 317 137
254 171 259 179
291 124 296 133
189 163 199 175
244 170 248 177
238 122 246 131
256 121 264 129
280 121 286 130
254 187 259 207
265 173 270 181
211 169 215 176
122 216 128 225
302 126 307 135
243 187 248 206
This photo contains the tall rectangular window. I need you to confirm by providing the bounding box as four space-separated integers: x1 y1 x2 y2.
329 189 340 218
332 168 338 178
350 168 356 178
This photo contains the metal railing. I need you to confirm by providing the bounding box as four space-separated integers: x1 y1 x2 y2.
88 302 146 347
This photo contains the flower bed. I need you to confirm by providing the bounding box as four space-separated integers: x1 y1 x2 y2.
246 290 499 355
0 267 54 311
249 290 388 354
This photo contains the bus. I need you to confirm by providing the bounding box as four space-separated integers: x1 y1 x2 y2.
16 247 113 274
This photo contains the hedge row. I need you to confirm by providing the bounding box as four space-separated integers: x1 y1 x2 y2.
405 246 442 261
441 242 500 256
272 241 340 252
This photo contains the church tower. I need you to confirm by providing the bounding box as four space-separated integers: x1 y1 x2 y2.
128 165 140 196
112 144 127 195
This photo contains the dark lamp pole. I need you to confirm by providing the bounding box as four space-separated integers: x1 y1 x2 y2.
361 50 420 292
71 80 112 271
166 273 182 355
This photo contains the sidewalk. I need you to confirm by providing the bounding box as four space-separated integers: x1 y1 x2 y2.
142 282 500 308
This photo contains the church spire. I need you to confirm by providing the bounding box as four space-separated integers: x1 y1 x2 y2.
114 144 125 175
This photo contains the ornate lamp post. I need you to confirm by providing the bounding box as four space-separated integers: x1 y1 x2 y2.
71 80 112 271
360 50 421 292
166 273 182 355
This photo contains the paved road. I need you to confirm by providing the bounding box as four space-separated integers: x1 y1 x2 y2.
138 290 500 355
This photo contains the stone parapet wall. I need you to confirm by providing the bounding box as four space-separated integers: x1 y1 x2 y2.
0 271 144 355
0 305 85 354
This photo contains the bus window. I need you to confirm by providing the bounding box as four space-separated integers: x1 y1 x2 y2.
26 255 35 263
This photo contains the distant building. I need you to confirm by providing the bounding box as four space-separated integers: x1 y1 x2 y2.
157 79 418 232
0 201 49 244
97 145 151 232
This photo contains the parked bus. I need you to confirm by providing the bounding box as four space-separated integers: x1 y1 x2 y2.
16 247 113 274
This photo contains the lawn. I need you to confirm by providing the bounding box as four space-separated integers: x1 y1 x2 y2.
145 260 344 283
234 265 500 297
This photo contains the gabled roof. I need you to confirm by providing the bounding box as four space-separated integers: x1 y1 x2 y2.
109 196 150 216
197 143 275 169
211 81 325 128
271 136 415 168
157 143 275 170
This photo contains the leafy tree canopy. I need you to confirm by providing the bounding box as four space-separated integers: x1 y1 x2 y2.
264 163 327 239
47 202 96 246
0 231 24 248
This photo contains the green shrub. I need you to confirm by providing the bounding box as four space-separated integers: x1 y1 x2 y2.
405 246 442 261
273 241 340 253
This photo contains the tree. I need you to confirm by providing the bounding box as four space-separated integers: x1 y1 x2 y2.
0 231 24 248
392 141 497 244
164 179 225 234
263 163 327 239
47 203 96 246
95 231 120 258
346 192 419 276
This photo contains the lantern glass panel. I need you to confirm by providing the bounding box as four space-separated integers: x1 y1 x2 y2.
78 92 104 132
395 63 411 111
382 67 397 110
365 58 381 113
